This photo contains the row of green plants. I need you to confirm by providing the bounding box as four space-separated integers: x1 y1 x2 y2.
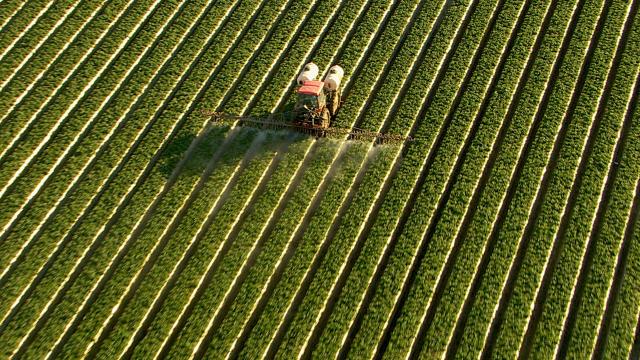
0 0 82 86
0 0 269 354
563 50 639 359
527 2 638 356
602 168 640 360
0 0 158 156
492 0 633 356
0 0 133 117
454 0 606 355
407 0 582 358
0 0 215 322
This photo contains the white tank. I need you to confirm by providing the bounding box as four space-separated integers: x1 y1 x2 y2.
297 62 319 85
323 65 344 91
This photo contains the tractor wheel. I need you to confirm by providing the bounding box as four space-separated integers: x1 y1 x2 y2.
321 108 331 128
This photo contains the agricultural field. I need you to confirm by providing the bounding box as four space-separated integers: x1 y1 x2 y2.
0 0 638 358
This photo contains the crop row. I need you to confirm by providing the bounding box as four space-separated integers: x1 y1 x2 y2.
0 0 82 89
355 0 448 134
563 66 639 358
0 0 199 320
0 0 55 62
454 0 607 355
490 0 635 356
411 0 584 358
0 0 176 227
0 0 269 354
602 174 640 359
388 0 560 358
527 3 638 357
0 0 165 236
21 0 329 355
0 0 134 121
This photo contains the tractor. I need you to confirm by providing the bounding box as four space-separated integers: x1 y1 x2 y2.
293 63 343 129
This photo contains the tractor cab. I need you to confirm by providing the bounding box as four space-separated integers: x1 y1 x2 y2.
292 64 343 130
294 80 329 127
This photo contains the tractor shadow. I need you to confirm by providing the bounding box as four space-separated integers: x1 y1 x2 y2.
158 122 310 180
